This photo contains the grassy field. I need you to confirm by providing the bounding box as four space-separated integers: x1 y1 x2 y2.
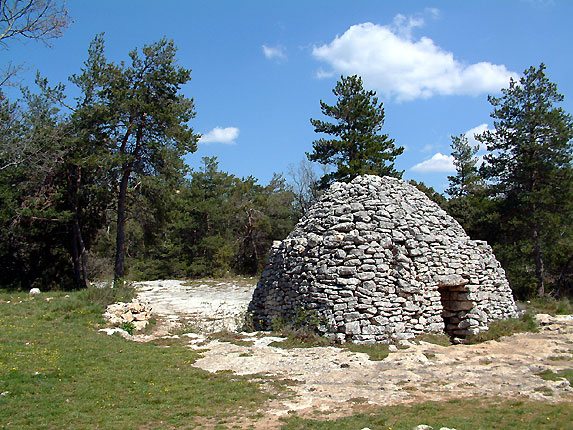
1 287 571 429
0 288 267 429
279 398 573 430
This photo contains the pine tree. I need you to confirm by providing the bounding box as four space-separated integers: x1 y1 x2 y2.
73 36 199 283
446 133 482 198
307 75 403 188
477 64 573 297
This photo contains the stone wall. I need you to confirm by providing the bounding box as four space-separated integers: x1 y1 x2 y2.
248 175 518 343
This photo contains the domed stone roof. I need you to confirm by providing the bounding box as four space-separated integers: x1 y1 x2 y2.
248 175 518 343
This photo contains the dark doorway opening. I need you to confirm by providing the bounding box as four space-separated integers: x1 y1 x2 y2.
439 284 473 340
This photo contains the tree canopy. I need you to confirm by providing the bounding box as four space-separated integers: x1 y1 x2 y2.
307 75 404 188
446 134 482 198
477 63 573 297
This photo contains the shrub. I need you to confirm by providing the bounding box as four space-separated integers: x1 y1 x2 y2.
466 312 538 344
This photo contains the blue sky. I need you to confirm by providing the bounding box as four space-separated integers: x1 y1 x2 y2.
4 0 573 192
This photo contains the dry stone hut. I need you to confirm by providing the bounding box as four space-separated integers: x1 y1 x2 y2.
248 175 518 343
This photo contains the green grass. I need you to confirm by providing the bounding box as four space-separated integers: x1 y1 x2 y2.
279 398 573 430
209 330 254 347
537 369 573 385
343 343 392 361
414 333 452 346
0 289 268 429
466 312 539 344
269 326 332 349
525 297 572 315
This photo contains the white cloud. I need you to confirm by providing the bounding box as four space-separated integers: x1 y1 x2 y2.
312 18 518 101
463 123 491 152
199 127 240 145
262 44 286 60
315 68 335 79
421 143 435 153
410 152 455 173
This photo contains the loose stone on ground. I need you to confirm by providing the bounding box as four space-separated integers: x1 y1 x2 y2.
108 279 573 422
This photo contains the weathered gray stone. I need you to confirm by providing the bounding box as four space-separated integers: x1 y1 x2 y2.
248 175 518 343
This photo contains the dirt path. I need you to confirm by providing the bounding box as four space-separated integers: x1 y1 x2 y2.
134 280 573 421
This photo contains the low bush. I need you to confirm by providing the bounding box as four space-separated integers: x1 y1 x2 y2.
526 297 572 315
466 312 538 344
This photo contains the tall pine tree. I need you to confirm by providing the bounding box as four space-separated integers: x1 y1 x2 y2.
307 75 403 188
446 133 482 198
477 64 573 297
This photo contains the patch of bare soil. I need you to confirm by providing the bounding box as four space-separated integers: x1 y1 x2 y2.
132 280 573 424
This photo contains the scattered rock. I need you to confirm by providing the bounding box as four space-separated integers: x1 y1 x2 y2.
103 298 152 332
99 328 130 337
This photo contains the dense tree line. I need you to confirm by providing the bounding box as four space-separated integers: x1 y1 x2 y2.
0 34 297 289
1 20 571 302
108 157 297 281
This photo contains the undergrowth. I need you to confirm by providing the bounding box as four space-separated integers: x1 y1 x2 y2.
525 297 572 315
466 312 538 344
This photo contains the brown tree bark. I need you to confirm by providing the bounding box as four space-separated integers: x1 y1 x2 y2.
69 165 88 289
113 120 143 284
113 167 130 283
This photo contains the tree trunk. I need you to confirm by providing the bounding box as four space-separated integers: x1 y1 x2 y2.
114 168 130 283
533 225 545 297
113 120 143 284
72 215 88 289
69 165 88 289
556 254 573 297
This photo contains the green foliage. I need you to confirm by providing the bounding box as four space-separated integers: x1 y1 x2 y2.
120 321 135 335
117 157 297 280
446 133 483 198
0 77 81 290
71 35 200 282
80 282 135 308
476 63 573 298
307 75 404 188
465 313 538 344
525 296 571 315
408 179 447 208
269 307 332 348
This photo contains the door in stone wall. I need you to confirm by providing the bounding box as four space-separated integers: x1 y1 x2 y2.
438 283 474 339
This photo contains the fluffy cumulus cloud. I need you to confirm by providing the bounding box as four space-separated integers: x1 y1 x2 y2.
262 44 286 60
199 127 240 145
464 123 490 151
410 153 455 173
312 15 518 101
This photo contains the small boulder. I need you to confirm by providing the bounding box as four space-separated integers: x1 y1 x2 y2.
29 288 41 295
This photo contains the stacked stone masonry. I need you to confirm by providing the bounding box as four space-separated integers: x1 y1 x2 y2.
248 175 518 343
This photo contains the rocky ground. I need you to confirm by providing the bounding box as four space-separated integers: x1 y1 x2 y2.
123 279 572 425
